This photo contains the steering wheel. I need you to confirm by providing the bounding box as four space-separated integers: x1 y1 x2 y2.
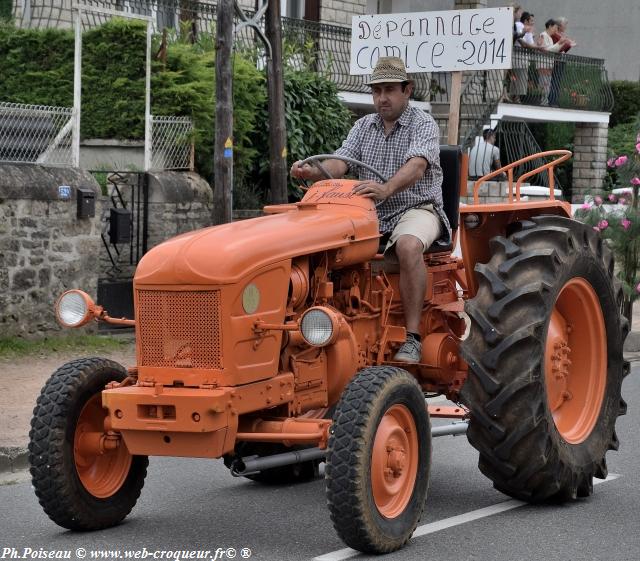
299 154 389 184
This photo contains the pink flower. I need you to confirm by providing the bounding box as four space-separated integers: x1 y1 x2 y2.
636 282 640 294
594 195 603 206
631 177 640 186
619 197 627 205
608 194 617 202
636 142 640 154
581 202 592 210
598 220 609 230
615 155 628 167
607 157 617 168
622 218 632 230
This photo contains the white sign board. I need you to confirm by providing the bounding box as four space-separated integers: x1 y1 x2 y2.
350 7 513 75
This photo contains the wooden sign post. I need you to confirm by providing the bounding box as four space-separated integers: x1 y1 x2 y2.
447 71 463 145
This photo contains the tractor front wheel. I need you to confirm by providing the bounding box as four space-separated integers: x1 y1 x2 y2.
29 358 148 530
461 216 628 501
326 366 431 554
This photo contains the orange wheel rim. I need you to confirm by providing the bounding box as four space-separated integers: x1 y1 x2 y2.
74 394 131 498
371 404 419 518
544 277 606 444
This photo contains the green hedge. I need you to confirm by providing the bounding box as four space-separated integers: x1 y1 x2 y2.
610 81 640 128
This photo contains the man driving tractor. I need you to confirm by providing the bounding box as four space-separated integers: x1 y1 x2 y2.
291 56 450 363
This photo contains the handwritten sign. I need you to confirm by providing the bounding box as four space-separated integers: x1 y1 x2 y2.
350 7 513 75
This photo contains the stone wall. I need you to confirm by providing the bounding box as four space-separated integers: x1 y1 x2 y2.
146 171 213 250
321 0 367 26
0 164 103 336
0 165 213 337
461 180 508 205
571 122 608 203
453 0 487 9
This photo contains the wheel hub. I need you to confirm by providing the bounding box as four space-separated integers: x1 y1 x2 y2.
544 278 607 444
385 444 406 480
74 394 132 498
371 404 419 518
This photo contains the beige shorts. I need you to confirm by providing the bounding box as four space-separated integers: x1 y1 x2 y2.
384 205 442 263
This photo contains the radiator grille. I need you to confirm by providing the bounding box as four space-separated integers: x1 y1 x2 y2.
136 290 222 369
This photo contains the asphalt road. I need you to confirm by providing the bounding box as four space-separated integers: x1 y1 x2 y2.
1 366 638 561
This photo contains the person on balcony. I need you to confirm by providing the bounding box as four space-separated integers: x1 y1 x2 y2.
510 12 539 103
549 17 577 106
468 129 504 181
290 57 449 364
538 19 571 105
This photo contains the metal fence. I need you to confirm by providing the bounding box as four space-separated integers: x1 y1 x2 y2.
150 115 194 170
0 102 74 166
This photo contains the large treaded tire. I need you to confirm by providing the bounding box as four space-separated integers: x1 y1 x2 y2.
460 215 629 502
29 358 148 530
326 366 431 554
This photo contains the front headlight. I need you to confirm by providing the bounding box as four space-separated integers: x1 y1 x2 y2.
299 307 339 347
55 290 95 328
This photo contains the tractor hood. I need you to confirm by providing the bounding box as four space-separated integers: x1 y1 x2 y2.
135 180 380 285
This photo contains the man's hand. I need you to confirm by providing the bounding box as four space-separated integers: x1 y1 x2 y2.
290 160 315 180
352 181 393 201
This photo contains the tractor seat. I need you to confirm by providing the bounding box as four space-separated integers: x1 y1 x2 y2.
378 145 462 254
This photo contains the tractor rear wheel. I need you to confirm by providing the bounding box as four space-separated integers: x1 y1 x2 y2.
29 358 148 530
326 366 431 553
460 216 628 501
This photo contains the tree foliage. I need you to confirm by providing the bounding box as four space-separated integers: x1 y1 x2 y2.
610 81 640 128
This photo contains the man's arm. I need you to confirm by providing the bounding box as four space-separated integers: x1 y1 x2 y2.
290 159 349 183
352 157 427 200
291 117 364 183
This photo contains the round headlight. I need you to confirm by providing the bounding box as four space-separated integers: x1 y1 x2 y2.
300 307 339 347
56 290 94 328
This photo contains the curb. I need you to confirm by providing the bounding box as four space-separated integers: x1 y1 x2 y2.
0 446 29 475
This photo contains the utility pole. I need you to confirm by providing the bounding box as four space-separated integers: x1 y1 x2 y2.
213 0 234 224
265 0 288 204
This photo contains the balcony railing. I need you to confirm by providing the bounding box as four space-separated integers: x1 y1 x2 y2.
506 46 613 111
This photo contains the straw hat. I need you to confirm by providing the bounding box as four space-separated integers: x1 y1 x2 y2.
365 57 413 86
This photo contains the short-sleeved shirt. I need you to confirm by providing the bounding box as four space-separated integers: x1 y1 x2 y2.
468 139 500 177
334 105 450 243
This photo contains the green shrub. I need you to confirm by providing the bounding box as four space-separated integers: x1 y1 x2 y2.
251 69 354 203
610 81 640 128
0 0 12 21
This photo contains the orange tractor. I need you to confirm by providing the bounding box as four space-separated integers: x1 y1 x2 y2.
29 148 628 554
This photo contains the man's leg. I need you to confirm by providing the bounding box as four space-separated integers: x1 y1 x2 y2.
395 234 426 335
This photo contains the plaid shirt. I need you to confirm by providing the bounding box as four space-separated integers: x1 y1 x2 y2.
335 105 450 243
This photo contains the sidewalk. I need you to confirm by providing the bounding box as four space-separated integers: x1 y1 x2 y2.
1 307 639 476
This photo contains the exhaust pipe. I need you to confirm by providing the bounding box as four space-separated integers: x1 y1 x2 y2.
231 447 326 477
230 422 468 476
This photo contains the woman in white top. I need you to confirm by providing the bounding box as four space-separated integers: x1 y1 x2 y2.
538 20 570 104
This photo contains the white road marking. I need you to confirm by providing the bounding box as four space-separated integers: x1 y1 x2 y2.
314 474 620 561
